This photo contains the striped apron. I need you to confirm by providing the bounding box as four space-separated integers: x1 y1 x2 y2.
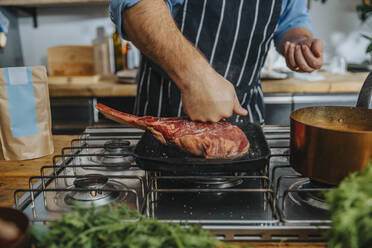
134 0 282 124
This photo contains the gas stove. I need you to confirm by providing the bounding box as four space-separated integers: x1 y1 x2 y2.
14 125 331 241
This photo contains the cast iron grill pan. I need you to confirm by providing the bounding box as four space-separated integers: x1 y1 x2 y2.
134 123 270 172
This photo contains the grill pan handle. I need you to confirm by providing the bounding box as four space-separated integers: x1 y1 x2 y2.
356 71 372 108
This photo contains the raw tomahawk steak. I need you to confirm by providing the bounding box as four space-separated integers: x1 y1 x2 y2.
95 104 250 159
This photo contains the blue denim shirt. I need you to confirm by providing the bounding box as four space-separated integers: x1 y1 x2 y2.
109 0 313 47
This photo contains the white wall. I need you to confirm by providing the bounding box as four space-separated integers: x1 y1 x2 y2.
18 5 114 66
310 0 371 63
17 0 372 66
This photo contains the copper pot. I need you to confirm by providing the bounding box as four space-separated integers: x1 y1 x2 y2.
290 72 372 185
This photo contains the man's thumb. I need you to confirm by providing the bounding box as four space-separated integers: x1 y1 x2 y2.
233 96 248 116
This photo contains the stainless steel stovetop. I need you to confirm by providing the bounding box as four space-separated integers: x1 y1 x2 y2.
14 125 331 241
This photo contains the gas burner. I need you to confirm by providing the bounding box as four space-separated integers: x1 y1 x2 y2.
174 172 243 189
87 140 134 170
191 177 243 189
104 140 131 153
288 179 332 211
55 174 128 209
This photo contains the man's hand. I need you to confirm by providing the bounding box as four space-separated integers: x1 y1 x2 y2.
181 69 247 122
284 38 323 73
278 27 324 73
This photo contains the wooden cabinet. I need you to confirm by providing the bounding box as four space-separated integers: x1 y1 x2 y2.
0 0 108 6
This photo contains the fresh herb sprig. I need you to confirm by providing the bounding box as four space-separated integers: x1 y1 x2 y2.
326 163 372 248
36 203 246 248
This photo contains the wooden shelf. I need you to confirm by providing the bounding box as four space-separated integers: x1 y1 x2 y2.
48 79 138 97
0 0 108 7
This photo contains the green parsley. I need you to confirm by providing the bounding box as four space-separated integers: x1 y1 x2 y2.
326 163 372 248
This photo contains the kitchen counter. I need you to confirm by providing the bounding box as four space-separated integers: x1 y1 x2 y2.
0 135 78 207
261 72 368 94
48 72 368 97
49 72 368 97
0 135 327 248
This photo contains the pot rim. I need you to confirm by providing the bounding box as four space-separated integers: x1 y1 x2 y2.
290 106 372 134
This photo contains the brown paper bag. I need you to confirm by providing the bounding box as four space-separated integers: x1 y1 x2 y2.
0 66 54 160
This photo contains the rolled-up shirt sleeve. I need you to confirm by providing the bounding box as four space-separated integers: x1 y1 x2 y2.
109 0 183 40
274 0 314 46
109 0 142 39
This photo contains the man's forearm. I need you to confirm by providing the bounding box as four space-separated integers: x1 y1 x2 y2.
277 27 312 55
123 0 210 90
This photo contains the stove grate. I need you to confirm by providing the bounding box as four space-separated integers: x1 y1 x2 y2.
12 125 332 241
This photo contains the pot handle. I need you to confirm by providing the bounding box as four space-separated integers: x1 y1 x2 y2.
356 71 372 108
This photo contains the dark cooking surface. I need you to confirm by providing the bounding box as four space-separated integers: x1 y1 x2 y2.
134 123 270 172
151 174 274 221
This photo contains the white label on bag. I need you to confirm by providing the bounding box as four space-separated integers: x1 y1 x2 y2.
7 67 29 85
